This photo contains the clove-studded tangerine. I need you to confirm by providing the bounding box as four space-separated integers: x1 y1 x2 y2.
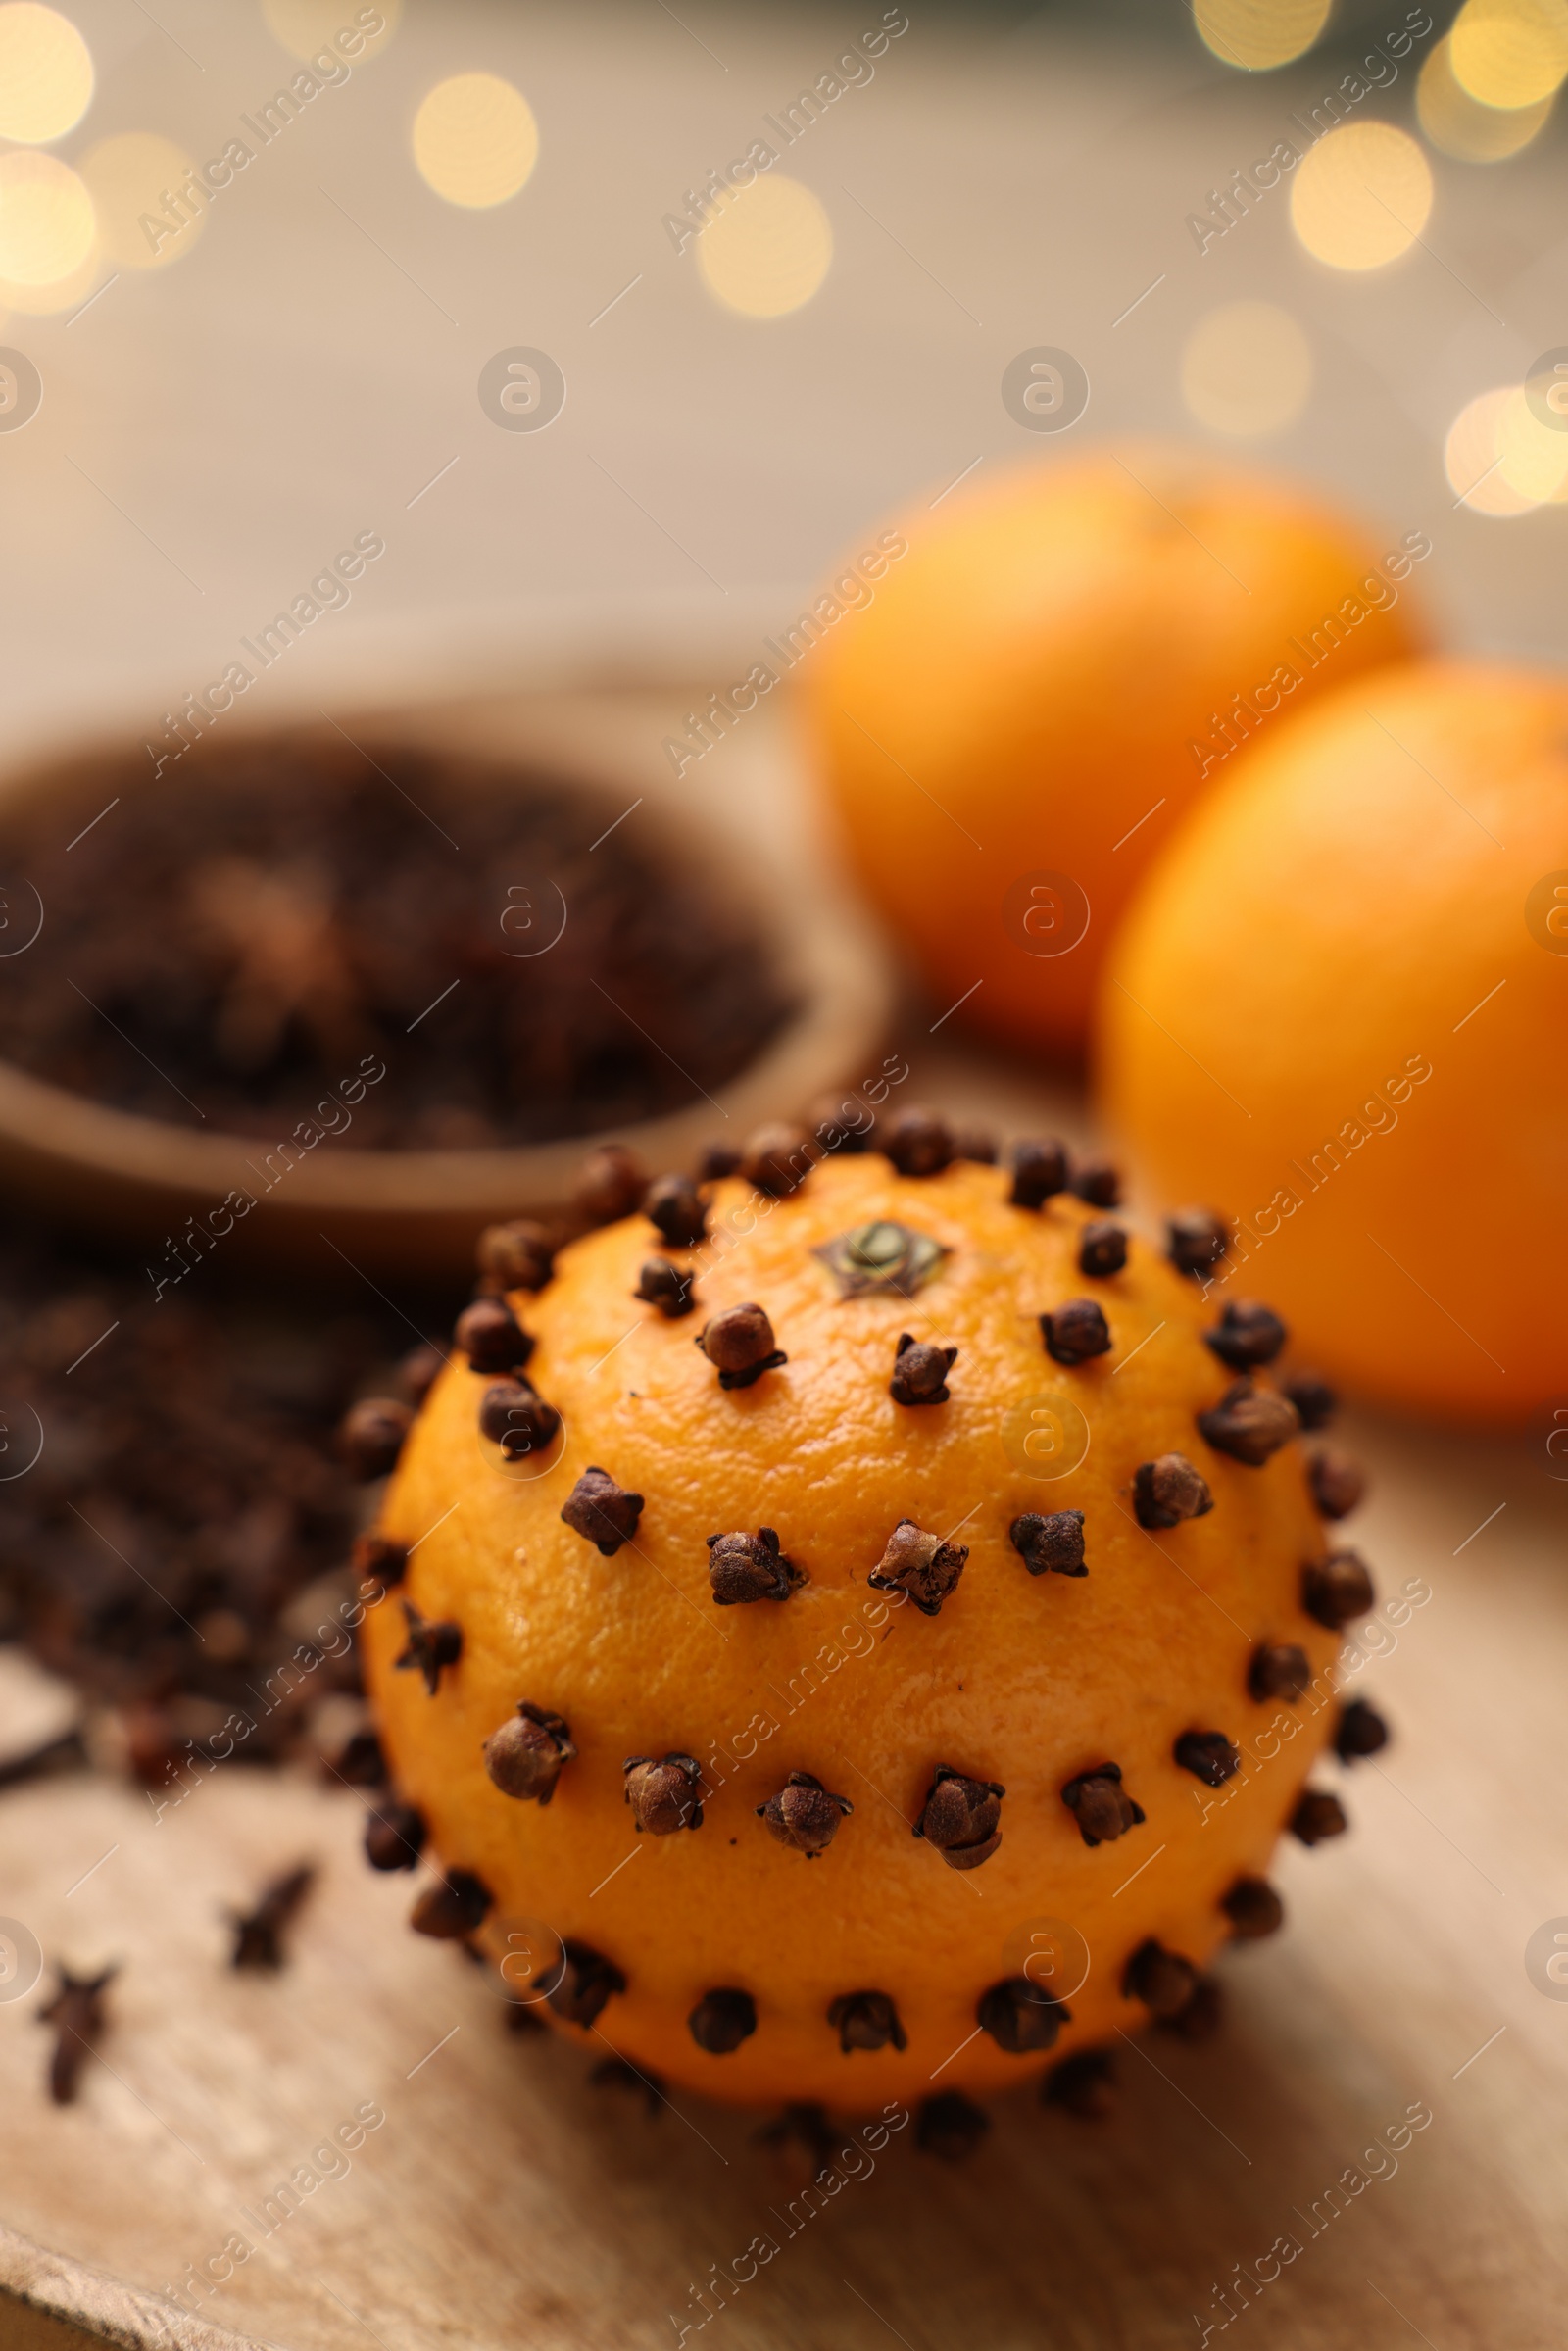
362 1145 1357 2107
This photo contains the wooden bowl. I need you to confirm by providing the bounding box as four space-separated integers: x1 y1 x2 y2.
0 680 894 1282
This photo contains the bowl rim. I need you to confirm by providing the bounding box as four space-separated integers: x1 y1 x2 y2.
0 676 894 1253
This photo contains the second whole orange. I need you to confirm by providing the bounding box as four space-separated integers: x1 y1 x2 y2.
799 445 1429 1057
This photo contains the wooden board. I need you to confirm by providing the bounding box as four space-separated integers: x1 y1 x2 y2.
3 1033 1566 2351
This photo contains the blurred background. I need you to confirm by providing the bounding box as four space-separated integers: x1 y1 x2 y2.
2 0 1566 738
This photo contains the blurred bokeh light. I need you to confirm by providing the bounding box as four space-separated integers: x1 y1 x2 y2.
1449 0 1568 109
0 3 92 145
79 133 204 271
1193 0 1331 70
262 0 399 63
1180 300 1312 436
1418 33 1555 158
0 148 93 286
697 175 833 318
1443 384 1566 514
1291 121 1433 269
413 72 538 208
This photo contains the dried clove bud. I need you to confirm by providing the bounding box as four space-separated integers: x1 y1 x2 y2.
1281 1369 1336 1429
574 1145 647 1225
1198 1379 1300 1465
1301 1548 1376 1629
337 1396 412 1482
410 1870 493 1940
1291 1788 1348 1846
484 1702 575 1803
1167 1207 1227 1278
1334 1696 1389 1762
914 1765 1004 1870
331 1728 386 1787
951 1127 998 1164
1222 1877 1284 1939
560 1467 645 1556
916 2090 990 2160
1173 1730 1239 1787
1308 1447 1366 1520
977 1976 1069 2055
757 1771 853 1855
1203 1299 1288 1370
1008 1138 1070 1208
1133 1452 1213 1529
1249 1642 1311 1702
688 1987 757 2054
707 1526 803 1605
1008 1508 1087 1578
889 1331 956 1405
698 1142 743 1180
395 1601 463 1695
589 2052 661 2105
623 1751 704 1835
755 2102 837 2172
1123 1938 1198 2018
1158 1977 1224 2043
1043 2047 1115 2118
478 1379 561 1459
868 1518 968 1616
549 1938 626 2027
398 1341 444 1405
352 1530 408 1591
695 1301 787 1390
1071 1157 1120 1207
827 1989 906 2054
739 1122 814 1198
475 1218 555 1293
231 1863 316 1970
454 1298 535 1377
634 1258 697 1318
1078 1219 1128 1278
1060 1761 1144 1847
645 1172 709 1249
364 1801 426 1871
1041 1298 1111 1365
808 1095 874 1156
883 1106 954 1178
40 1966 116 2104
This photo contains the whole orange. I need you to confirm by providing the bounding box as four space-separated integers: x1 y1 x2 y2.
799 445 1428 1057
361 1138 1365 2113
1098 659 1568 1426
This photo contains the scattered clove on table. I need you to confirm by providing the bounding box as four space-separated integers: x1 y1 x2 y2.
229 1863 317 1970
39 1963 117 2104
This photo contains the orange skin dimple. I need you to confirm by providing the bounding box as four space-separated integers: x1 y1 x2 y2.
364 1155 1340 2107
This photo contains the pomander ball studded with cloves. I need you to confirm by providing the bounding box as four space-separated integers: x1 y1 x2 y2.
358 1111 1381 2116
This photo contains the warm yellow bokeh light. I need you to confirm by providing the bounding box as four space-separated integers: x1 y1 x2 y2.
1494 382 1568 501
1418 33 1555 157
0 249 92 312
1194 0 1331 69
0 148 93 285
1291 122 1433 269
0 3 92 144
1450 0 1568 108
79 133 204 271
697 175 833 319
1180 301 1312 437
413 73 538 208
1445 386 1544 514
262 0 399 63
